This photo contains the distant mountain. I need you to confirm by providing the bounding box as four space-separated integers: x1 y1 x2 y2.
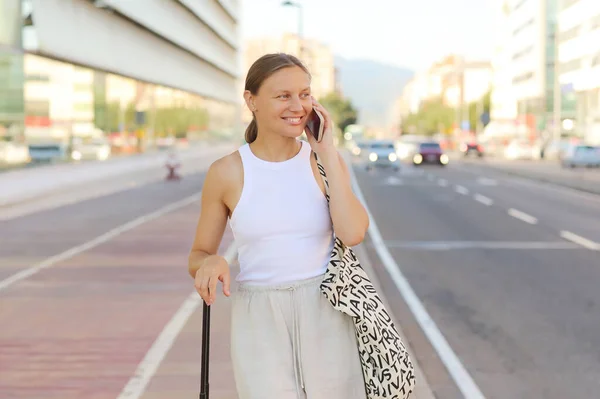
334 56 414 128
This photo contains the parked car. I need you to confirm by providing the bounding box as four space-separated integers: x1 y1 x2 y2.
70 137 111 161
0 138 30 165
503 139 536 160
411 141 449 166
28 142 69 163
363 140 400 171
561 145 600 168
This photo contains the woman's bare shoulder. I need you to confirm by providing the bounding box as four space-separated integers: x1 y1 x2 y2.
206 150 243 186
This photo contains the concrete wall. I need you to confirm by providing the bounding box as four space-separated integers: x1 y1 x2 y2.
24 0 240 104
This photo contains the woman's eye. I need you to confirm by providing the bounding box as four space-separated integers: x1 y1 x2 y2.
278 94 290 99
301 93 310 98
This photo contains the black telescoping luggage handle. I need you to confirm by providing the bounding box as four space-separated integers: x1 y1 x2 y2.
200 301 211 399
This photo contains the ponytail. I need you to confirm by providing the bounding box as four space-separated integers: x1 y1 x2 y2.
245 117 258 143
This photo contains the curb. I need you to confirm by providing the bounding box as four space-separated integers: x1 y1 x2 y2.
0 143 237 221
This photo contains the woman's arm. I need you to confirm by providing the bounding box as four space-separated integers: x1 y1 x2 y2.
318 149 369 246
188 157 232 304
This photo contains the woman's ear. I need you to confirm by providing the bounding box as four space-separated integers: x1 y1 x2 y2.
244 90 256 112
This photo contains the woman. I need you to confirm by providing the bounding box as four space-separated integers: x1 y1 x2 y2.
188 53 369 399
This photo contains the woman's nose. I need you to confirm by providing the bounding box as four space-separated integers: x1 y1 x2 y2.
288 96 303 111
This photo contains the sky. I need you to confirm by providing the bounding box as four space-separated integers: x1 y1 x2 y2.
240 0 499 72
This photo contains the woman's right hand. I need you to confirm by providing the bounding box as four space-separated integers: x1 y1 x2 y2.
194 255 231 305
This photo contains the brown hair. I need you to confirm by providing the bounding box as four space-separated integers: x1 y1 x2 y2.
244 53 310 143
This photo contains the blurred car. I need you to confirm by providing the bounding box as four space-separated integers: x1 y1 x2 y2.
0 138 30 165
395 138 420 161
350 140 369 157
28 141 69 162
541 138 581 160
363 140 400 171
503 139 536 160
460 141 484 157
561 145 600 168
411 141 449 166
71 137 111 161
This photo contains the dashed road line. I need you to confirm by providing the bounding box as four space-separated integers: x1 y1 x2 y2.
507 208 538 225
474 194 494 206
560 231 600 250
455 185 469 195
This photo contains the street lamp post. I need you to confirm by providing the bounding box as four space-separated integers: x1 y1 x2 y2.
281 0 303 59
553 0 562 144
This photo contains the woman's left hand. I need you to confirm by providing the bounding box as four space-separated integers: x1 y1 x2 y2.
306 97 337 156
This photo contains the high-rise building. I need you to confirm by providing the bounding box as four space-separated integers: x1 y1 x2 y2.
558 0 600 143
490 0 519 122
489 0 569 134
0 0 242 153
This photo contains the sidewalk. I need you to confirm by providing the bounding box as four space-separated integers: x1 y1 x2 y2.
461 157 600 195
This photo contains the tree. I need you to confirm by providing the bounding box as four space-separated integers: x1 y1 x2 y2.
467 90 491 132
401 97 455 135
319 92 358 136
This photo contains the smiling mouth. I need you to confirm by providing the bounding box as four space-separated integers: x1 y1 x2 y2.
282 116 304 124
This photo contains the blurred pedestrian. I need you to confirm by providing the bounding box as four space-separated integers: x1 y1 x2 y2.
165 150 181 180
188 53 370 398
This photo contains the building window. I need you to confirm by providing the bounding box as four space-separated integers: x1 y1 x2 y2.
562 0 580 10
560 59 581 74
591 14 600 30
513 18 534 36
512 45 534 61
513 0 528 11
560 25 580 42
512 71 534 84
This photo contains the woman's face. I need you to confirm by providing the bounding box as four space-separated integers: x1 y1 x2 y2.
248 66 312 139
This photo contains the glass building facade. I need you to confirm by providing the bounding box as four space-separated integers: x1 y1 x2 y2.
0 0 239 165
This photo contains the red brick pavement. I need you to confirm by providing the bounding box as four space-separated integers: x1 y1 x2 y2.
0 201 235 399
140 265 240 399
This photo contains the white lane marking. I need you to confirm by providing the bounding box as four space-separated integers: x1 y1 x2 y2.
453 163 600 205
0 193 202 293
455 185 469 195
383 176 404 186
477 177 497 186
381 241 579 250
116 243 238 399
438 179 449 187
507 208 538 225
560 231 600 250
474 194 494 206
348 160 486 399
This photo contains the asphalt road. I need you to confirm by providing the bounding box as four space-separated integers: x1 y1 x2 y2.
352 156 600 399
460 156 600 195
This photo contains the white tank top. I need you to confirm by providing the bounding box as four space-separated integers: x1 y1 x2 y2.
230 140 334 285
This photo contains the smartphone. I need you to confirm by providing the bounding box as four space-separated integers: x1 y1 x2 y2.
305 108 325 142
